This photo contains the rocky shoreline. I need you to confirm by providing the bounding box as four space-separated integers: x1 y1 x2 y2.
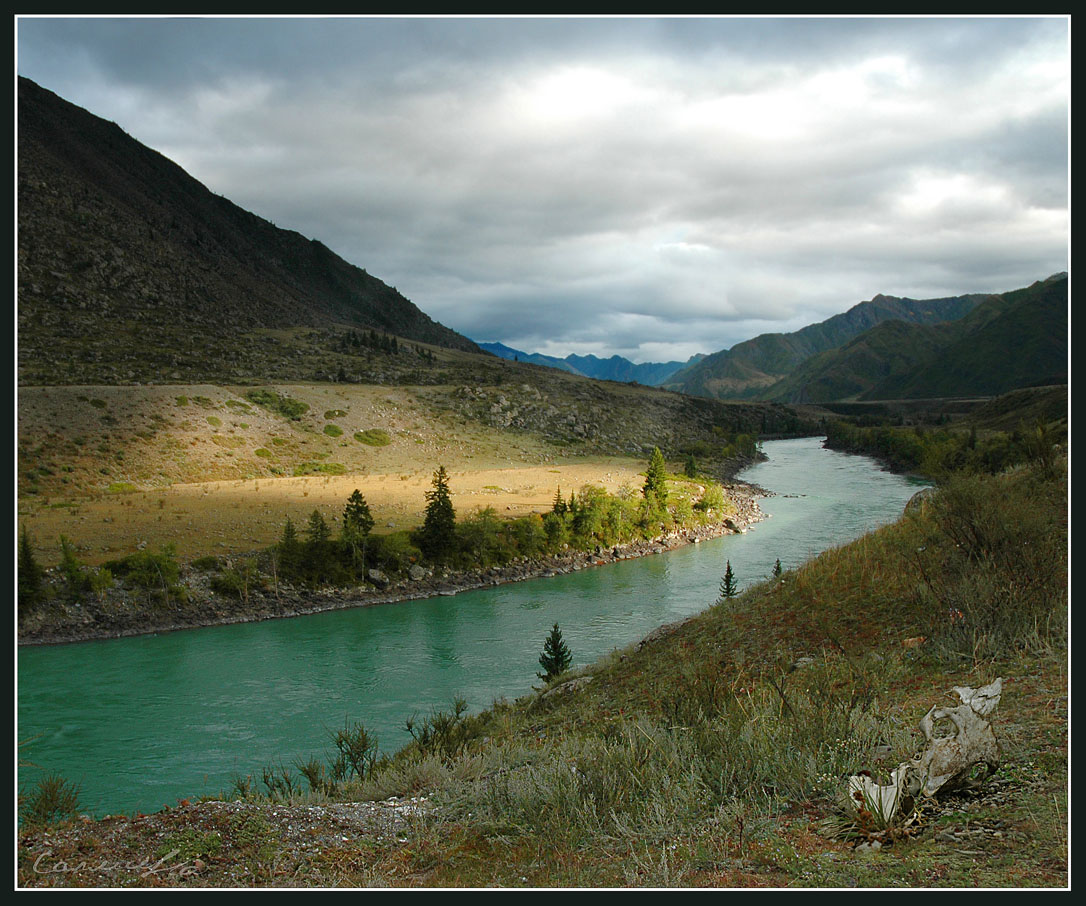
19 484 767 648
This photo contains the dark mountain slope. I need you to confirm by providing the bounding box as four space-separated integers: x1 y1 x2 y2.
17 77 478 385
763 275 1067 403
666 292 989 400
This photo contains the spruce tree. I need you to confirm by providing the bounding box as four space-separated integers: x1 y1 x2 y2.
277 516 303 580
537 622 572 681
342 489 375 571
719 560 738 600
643 447 669 505
18 526 45 612
772 558 783 579
417 466 457 563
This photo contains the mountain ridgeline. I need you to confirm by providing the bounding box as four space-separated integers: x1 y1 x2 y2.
664 292 992 400
478 342 704 386
761 274 1068 403
666 276 1067 404
17 77 479 386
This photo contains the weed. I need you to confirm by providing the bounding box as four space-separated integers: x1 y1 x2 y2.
21 773 82 827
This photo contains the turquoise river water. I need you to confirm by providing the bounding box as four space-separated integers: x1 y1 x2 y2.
18 436 927 816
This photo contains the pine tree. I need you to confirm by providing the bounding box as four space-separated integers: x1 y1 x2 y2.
277 516 303 580
643 446 669 504
772 558 783 579
18 525 45 612
417 466 457 563
719 560 738 600
551 486 567 516
306 509 331 546
342 489 375 571
684 453 698 478
537 622 572 681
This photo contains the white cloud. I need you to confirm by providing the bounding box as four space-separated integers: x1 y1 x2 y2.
16 15 1069 363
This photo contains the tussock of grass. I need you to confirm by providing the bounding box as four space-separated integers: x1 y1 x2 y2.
354 429 391 446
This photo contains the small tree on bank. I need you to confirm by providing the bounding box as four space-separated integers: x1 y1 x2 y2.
18 526 45 613
538 622 573 682
342 489 375 571
719 560 738 601
416 466 457 564
643 447 669 505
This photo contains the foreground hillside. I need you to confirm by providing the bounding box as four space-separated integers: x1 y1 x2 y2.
18 453 1068 887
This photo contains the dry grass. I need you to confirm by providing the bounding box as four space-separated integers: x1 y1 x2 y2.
18 383 649 564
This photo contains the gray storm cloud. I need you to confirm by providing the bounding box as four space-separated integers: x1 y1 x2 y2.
17 16 1068 362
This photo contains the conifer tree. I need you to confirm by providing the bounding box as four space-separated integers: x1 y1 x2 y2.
277 516 302 579
342 489 375 571
18 525 44 612
772 558 783 579
537 622 572 681
719 560 738 600
643 446 669 504
417 466 457 563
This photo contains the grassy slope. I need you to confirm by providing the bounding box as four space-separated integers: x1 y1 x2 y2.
18 458 1068 888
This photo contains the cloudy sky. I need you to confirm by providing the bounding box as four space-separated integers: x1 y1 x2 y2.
16 16 1069 363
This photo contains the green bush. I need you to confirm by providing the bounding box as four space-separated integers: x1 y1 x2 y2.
323 424 344 438
293 462 347 476
354 429 391 446
245 389 309 421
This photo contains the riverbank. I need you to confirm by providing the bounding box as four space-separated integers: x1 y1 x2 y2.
17 458 1069 888
18 482 767 647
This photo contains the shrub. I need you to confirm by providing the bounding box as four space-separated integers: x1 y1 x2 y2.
913 466 1067 660
354 429 392 446
323 424 343 438
245 389 309 421
21 773 82 827
365 531 420 575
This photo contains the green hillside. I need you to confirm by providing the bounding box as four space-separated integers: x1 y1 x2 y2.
761 275 1067 404
667 293 988 400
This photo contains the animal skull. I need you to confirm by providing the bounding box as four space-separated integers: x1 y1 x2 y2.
847 678 1002 824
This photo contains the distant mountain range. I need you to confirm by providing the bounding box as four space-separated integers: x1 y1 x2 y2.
478 342 705 386
17 77 478 385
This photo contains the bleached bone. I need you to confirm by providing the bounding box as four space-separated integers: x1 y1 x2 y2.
913 678 1002 798
847 678 1002 824
847 764 920 825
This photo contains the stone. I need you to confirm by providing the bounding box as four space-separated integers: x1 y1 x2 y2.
366 568 390 589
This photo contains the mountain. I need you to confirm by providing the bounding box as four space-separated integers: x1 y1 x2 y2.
665 292 990 400
763 274 1068 403
478 342 703 386
17 77 479 385
476 342 582 375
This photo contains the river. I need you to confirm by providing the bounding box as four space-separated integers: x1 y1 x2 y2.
17 437 927 816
